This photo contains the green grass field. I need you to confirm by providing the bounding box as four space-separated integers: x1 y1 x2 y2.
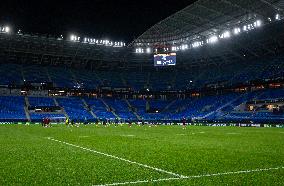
0 124 283 186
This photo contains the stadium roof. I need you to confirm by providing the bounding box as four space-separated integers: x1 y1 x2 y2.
132 0 284 46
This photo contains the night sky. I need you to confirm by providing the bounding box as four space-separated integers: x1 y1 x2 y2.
0 0 196 42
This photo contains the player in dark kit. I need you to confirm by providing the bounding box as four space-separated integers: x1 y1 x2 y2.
128 118 132 127
115 118 119 127
182 117 187 129
103 119 107 127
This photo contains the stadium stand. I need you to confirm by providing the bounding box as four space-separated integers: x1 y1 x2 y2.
56 97 94 122
28 97 55 107
0 96 27 121
84 98 116 120
0 1 283 124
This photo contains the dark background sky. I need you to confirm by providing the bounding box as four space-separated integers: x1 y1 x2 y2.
0 0 196 42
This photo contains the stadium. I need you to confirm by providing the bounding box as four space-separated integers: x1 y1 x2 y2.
0 0 284 185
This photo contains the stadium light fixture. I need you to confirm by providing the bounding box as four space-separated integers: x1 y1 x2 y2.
192 41 202 48
255 20 262 27
207 35 218 44
181 44 188 50
276 14 280 20
219 31 230 39
136 48 144 53
70 35 80 42
5 26 10 33
146 48 151 53
247 24 253 30
233 28 241 35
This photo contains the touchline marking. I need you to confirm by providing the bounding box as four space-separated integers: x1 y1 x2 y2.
93 166 284 186
48 138 185 178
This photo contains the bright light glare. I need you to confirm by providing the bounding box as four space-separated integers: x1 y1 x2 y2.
192 41 202 48
276 14 280 20
136 48 144 53
233 28 241 35
181 44 188 50
220 31 230 39
207 35 218 43
5 26 10 33
253 20 262 28
146 48 151 53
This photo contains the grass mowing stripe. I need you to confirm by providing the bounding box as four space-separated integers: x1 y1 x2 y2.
94 166 284 186
48 138 186 178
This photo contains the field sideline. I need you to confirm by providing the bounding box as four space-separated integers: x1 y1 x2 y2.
0 124 283 185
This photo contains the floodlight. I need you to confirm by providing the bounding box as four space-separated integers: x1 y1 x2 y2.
247 24 253 30
183 44 188 50
192 41 202 48
5 26 10 33
220 31 230 39
223 31 230 38
136 48 144 53
233 28 241 35
255 20 262 27
207 35 218 43
181 45 186 50
146 48 151 53
70 35 74 41
276 14 280 20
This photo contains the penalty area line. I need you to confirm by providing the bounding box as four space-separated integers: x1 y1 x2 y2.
93 166 284 186
47 138 186 178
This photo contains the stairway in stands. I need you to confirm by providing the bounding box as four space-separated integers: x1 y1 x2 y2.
125 99 141 120
81 98 98 119
24 97 31 122
100 98 121 119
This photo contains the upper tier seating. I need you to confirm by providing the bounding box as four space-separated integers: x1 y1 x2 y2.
0 55 283 91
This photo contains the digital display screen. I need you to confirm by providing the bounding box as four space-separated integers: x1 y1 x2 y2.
154 53 176 66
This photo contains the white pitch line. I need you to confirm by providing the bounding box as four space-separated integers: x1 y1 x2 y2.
48 138 186 178
94 166 284 186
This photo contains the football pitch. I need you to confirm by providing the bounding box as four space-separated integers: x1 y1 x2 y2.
0 124 283 186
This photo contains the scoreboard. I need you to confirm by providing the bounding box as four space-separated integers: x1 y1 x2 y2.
154 53 176 66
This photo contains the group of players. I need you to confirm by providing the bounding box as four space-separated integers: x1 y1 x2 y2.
42 117 51 127
63 117 188 129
